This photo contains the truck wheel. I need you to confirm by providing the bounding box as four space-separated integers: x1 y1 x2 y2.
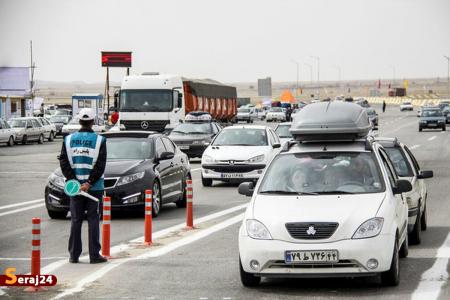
201 175 212 187
7 136 14 147
239 258 260 287
47 210 68 219
380 237 400 286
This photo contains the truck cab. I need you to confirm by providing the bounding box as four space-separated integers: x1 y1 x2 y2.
117 73 184 132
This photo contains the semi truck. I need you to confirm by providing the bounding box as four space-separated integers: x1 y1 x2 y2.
115 73 237 132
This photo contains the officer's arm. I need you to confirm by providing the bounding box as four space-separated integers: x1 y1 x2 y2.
87 137 107 185
59 139 77 180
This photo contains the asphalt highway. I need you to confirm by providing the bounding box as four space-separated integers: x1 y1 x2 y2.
0 104 448 299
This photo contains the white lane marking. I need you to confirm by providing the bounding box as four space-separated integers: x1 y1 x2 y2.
412 232 450 300
0 198 44 210
191 167 201 172
0 203 45 217
0 257 67 261
51 214 244 299
409 145 421 150
41 203 248 274
428 136 437 141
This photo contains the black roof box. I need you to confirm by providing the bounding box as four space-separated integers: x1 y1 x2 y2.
290 102 371 141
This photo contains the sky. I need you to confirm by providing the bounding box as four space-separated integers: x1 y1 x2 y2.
0 0 449 84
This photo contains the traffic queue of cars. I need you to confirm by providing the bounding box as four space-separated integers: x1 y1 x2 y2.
39 99 435 288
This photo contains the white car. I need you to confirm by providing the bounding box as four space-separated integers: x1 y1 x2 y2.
274 122 293 146
376 137 433 244
37 117 57 141
8 117 46 144
400 101 413 111
236 107 257 123
0 118 16 146
62 116 106 137
237 102 411 287
201 125 281 186
266 107 286 122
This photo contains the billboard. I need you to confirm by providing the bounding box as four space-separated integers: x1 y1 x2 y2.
101 52 132 67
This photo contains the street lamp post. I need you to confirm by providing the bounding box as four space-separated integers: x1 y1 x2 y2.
310 56 320 99
291 60 300 97
444 55 450 99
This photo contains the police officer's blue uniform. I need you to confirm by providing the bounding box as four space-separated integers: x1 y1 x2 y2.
59 127 107 263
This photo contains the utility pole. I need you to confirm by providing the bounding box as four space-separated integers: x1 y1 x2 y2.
310 56 320 99
333 65 342 93
444 55 450 99
30 40 36 116
291 60 300 97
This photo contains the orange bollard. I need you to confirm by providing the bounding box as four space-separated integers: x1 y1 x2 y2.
101 196 111 258
186 179 194 229
24 218 43 292
144 190 152 245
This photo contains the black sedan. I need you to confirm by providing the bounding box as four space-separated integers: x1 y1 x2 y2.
168 121 222 158
45 131 191 219
418 107 446 131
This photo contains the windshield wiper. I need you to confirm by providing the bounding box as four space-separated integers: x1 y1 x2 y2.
313 191 355 194
259 190 318 195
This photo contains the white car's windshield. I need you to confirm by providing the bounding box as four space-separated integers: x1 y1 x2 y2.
9 119 27 128
270 107 282 112
213 128 267 146
275 125 292 138
238 108 251 113
259 152 385 194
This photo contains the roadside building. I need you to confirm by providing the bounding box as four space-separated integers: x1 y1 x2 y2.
258 77 272 97
0 67 32 120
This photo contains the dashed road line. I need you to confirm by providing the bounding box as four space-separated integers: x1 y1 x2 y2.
411 232 450 300
409 145 421 150
0 203 45 217
428 135 437 141
0 198 44 210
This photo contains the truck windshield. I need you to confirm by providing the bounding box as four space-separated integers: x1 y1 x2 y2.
120 90 173 112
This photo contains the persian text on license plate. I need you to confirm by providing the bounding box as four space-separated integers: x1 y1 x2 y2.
285 250 339 264
220 173 243 179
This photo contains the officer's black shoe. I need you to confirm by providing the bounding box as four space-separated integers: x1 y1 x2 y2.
69 258 79 263
90 256 107 264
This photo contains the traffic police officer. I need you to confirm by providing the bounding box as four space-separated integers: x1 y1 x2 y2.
59 108 107 264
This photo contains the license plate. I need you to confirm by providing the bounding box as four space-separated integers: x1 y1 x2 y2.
179 145 189 150
220 173 243 179
285 250 339 264
428 123 437 127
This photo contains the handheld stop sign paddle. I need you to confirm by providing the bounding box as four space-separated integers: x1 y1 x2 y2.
64 180 99 202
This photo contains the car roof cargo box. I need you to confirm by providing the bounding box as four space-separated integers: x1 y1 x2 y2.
290 102 371 141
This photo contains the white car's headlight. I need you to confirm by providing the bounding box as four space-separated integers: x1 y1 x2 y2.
202 155 216 164
48 173 65 189
247 154 265 163
246 219 272 240
117 172 145 186
352 217 384 239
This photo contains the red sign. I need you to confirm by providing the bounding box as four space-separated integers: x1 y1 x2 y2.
101 51 132 67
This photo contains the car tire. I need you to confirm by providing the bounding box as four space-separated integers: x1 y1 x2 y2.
442 126 446 131
22 135 28 145
201 175 212 187
239 258 260 287
152 180 162 217
38 134 44 144
381 237 400 286
419 127 422 132
421 203 428 231
399 232 409 258
176 174 191 208
47 209 68 219
7 136 14 147
48 131 54 142
409 206 421 245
